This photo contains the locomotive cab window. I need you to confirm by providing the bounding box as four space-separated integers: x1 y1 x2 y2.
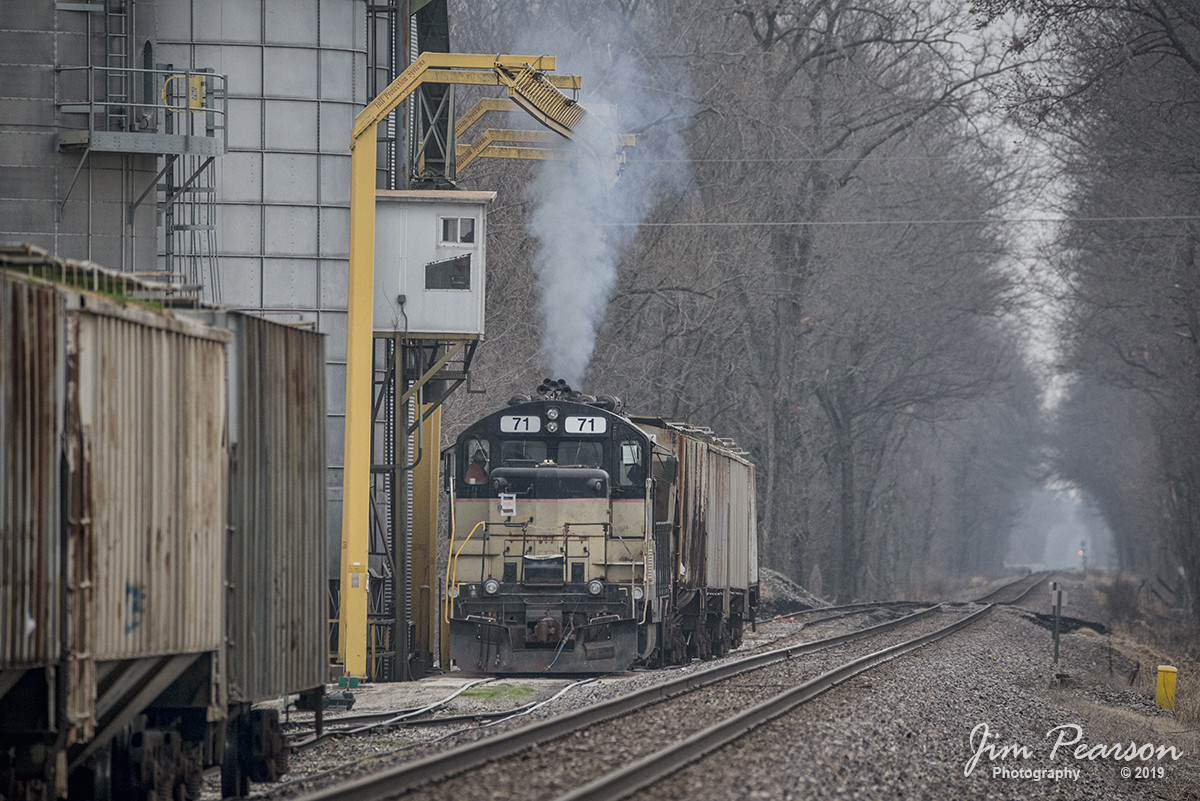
557 439 604 468
463 438 490 485
619 442 644 484
617 440 645 487
441 217 475 244
501 439 547 466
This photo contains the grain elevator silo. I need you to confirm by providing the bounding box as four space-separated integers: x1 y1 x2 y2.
0 0 426 680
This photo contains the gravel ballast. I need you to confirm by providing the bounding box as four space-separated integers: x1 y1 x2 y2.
246 574 1197 800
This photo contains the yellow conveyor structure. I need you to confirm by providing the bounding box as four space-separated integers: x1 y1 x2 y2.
340 54 628 677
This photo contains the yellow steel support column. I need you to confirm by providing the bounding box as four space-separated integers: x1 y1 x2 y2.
411 404 441 665
339 119 377 677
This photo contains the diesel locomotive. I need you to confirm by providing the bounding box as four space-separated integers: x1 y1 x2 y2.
446 380 758 673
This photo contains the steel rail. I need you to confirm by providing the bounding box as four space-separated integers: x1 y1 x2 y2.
289 679 492 751
799 600 929 627
289 602 941 801
763 598 929 624
345 679 490 735
972 571 1053 604
553 603 997 801
291 574 1042 800
770 568 1047 624
292 602 925 747
387 677 596 730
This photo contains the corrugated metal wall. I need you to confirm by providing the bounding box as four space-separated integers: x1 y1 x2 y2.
676 436 707 590
0 272 63 669
746 463 758 587
705 456 730 589
716 459 753 592
220 312 327 700
73 299 229 660
671 431 757 595
2 1 372 583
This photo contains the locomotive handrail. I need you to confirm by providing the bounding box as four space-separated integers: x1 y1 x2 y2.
448 519 628 592
445 522 485 624
492 520 612 585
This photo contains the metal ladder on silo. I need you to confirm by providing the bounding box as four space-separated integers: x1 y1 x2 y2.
104 1 129 131
162 155 222 303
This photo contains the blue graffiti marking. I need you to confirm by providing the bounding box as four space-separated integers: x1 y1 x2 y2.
125 582 145 634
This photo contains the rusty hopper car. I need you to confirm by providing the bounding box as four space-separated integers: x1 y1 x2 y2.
446 381 758 674
0 252 326 801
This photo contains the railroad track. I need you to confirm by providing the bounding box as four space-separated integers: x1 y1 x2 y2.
277 575 1040 801
763 599 930 629
969 570 1052 605
288 678 597 749
288 601 925 751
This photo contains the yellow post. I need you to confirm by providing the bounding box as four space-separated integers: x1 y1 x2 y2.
338 119 378 678
412 404 441 665
1156 665 1177 710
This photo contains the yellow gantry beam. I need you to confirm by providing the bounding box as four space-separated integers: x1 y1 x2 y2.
455 97 517 138
423 69 580 90
456 128 636 172
342 53 589 678
495 66 628 187
455 97 619 139
351 53 561 141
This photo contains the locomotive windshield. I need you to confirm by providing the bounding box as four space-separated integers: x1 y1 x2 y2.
455 402 649 499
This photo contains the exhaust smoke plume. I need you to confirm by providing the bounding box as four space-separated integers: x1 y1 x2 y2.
526 158 625 388
519 18 688 389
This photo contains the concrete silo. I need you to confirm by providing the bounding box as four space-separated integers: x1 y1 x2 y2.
2 0 499 683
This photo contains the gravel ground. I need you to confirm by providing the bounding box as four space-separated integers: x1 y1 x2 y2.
232 572 1197 801
629 604 1199 801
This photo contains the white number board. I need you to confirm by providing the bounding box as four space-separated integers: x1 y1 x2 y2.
565 416 607 434
500 415 541 433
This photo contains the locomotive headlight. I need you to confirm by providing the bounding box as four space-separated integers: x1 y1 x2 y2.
546 421 559 433
587 579 604 596
633 585 645 601
483 578 500 595
545 407 560 420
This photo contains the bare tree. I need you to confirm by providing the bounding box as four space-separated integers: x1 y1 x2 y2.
447 0 1042 601
980 0 1200 614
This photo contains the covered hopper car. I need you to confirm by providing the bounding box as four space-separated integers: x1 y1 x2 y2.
446 380 758 674
1 252 326 801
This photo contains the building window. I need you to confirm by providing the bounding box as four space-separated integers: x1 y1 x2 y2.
425 254 471 290
441 217 475 244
